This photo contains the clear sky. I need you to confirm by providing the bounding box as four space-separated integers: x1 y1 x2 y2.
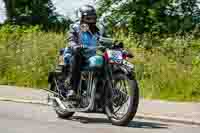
52 0 95 18
0 0 95 23
0 0 6 23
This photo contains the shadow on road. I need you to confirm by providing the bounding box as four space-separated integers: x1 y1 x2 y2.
69 116 168 129
128 121 168 129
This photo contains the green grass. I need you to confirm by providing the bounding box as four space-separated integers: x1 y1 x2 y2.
0 25 65 88
134 49 200 102
0 25 200 102
116 33 200 102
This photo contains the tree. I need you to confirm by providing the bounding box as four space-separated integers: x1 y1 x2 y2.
3 0 54 24
97 0 200 34
2 0 72 31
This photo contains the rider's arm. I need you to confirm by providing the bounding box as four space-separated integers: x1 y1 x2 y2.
67 24 80 50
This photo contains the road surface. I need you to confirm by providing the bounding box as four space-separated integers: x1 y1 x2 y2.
0 101 199 133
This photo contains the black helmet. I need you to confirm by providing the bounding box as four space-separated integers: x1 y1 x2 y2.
79 5 96 17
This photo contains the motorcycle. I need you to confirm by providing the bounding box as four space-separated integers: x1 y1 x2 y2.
47 35 139 126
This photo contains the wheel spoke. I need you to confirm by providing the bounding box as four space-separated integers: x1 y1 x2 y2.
110 76 134 120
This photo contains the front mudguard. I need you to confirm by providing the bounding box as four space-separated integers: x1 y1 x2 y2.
112 64 135 79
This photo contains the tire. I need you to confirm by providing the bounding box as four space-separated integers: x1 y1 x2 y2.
49 77 75 119
105 73 139 126
54 105 74 119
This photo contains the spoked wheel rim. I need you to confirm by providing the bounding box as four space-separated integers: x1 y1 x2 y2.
110 79 133 120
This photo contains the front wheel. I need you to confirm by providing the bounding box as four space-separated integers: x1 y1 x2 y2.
105 73 139 126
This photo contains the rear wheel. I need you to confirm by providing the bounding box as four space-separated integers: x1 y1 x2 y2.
54 103 74 119
50 82 75 119
49 66 75 119
105 73 139 126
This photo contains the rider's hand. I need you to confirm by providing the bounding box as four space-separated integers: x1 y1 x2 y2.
113 41 124 49
73 45 83 52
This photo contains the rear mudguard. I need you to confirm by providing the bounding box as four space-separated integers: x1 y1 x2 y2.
48 72 56 84
48 68 63 83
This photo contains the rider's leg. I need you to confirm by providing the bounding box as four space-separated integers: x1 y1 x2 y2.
67 49 82 98
72 52 82 92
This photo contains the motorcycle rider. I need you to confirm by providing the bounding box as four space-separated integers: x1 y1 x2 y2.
66 5 100 99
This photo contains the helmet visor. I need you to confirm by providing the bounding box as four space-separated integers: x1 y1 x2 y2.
82 15 97 24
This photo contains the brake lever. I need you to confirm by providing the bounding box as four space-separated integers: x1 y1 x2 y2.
128 53 134 58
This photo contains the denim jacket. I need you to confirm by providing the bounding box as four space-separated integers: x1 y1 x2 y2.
67 21 100 50
64 22 100 64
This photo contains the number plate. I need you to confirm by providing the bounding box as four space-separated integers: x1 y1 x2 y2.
107 50 123 64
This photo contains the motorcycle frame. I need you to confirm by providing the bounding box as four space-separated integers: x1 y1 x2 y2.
49 57 114 113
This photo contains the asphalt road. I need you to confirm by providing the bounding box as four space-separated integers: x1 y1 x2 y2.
0 101 199 133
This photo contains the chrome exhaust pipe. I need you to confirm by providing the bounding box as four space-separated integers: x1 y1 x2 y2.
49 94 95 112
49 96 67 110
54 97 67 110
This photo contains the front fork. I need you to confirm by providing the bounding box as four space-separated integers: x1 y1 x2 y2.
103 63 114 108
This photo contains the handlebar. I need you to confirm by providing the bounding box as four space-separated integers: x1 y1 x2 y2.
81 45 105 50
80 46 133 58
79 36 133 58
